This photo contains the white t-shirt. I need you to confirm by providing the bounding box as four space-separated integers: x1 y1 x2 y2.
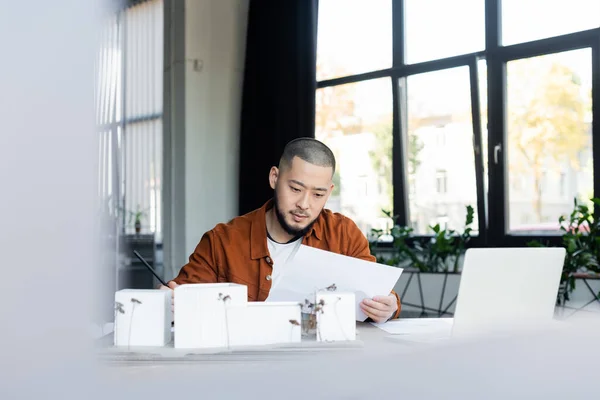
267 236 303 289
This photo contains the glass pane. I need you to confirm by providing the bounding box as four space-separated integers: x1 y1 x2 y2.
507 49 593 233
315 78 393 235
317 0 392 81
405 0 484 64
123 118 163 236
502 0 600 46
406 67 479 235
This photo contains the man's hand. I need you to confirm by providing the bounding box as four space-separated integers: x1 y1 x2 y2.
360 294 398 323
159 281 179 313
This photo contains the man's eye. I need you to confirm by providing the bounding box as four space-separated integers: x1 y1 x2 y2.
290 186 300 192
315 193 324 198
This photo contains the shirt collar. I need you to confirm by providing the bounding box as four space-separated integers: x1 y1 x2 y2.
250 198 323 259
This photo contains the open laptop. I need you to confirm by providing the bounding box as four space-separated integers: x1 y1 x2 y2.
379 247 565 341
450 247 566 338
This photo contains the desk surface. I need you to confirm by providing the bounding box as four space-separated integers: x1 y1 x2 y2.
96 318 600 399
98 322 442 365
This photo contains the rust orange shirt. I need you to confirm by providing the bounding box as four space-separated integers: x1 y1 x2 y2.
172 199 401 318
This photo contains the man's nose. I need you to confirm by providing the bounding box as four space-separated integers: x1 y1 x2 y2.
297 193 310 210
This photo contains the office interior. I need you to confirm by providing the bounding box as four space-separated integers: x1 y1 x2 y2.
94 0 600 319
4 1 600 397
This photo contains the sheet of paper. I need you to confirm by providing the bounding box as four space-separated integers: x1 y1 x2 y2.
371 318 454 336
265 245 403 321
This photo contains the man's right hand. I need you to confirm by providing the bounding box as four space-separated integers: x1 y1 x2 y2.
159 281 179 313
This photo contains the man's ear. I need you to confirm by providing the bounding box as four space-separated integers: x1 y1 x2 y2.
269 166 279 190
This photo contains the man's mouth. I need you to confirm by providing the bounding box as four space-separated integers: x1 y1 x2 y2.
291 212 308 222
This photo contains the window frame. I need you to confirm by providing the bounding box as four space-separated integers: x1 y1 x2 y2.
315 0 600 248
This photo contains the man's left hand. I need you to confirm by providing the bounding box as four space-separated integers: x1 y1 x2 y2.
360 294 398 323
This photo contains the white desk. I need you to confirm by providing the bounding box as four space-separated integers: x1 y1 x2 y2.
97 321 440 363
96 317 600 399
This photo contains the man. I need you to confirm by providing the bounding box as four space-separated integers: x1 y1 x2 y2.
161 138 401 323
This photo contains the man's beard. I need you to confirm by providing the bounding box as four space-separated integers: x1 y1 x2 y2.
273 190 318 239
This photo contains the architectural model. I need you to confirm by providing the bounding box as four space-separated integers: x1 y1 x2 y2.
114 289 171 347
173 283 247 349
226 301 302 347
113 283 357 349
315 291 356 341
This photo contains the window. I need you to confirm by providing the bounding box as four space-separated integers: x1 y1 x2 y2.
316 78 393 235
95 0 164 238
405 0 484 64
539 171 547 193
502 0 600 46
317 0 392 81
435 170 448 195
406 67 479 235
316 1 599 245
506 49 593 233
560 173 567 197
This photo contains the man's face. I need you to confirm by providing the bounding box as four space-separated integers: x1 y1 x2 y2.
269 156 334 237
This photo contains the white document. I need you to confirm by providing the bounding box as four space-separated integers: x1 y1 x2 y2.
372 318 454 336
264 245 403 321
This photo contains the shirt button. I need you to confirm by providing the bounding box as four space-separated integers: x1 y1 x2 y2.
266 256 272 264
266 275 272 281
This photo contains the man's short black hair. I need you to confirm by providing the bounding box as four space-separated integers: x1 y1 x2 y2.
279 138 336 175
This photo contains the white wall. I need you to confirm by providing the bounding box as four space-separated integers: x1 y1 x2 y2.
1 0 104 390
163 0 249 279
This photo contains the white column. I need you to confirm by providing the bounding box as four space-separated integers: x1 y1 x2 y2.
163 0 249 279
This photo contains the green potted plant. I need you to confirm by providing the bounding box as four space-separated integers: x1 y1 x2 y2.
121 204 148 234
528 197 600 305
369 205 474 316
370 205 474 273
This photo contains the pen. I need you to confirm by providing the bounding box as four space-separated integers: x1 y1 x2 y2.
133 250 169 288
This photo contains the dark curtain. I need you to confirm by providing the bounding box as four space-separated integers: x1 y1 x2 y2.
238 0 319 215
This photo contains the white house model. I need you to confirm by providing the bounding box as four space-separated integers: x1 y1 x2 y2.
114 283 357 349
315 291 356 342
114 289 172 347
226 301 303 347
173 283 247 349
